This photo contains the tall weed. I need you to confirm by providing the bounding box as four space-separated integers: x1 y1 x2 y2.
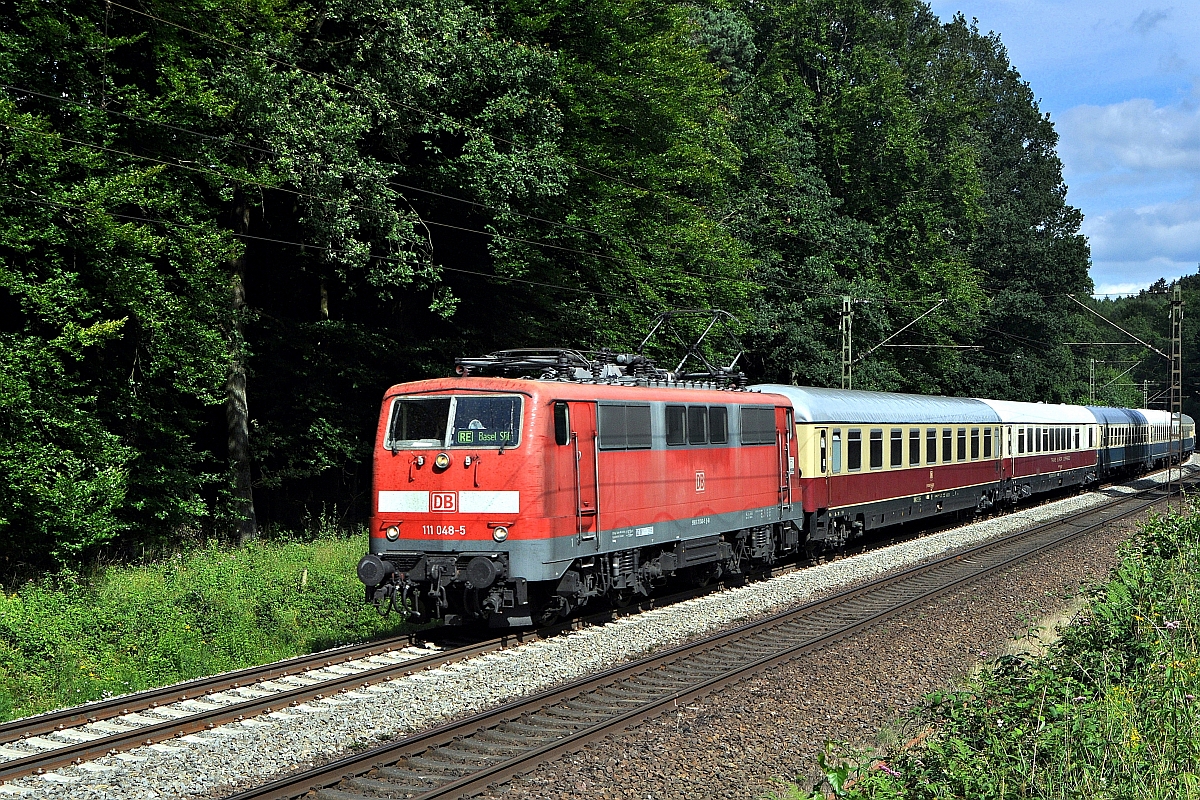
777 503 1200 799
0 533 407 722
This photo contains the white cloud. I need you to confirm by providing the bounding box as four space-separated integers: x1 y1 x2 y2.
1086 199 1200 261
1058 98 1200 174
1092 281 1149 297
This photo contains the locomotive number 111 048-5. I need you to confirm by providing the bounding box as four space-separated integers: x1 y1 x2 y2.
423 525 468 536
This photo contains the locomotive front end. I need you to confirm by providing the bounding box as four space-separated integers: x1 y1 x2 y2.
360 382 539 627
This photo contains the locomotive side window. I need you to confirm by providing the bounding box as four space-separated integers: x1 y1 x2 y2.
665 405 686 446
909 428 921 465
942 428 952 462
870 429 884 470
926 428 937 463
847 429 861 471
957 428 966 461
599 403 652 450
553 402 570 446
740 406 776 445
709 407 728 444
832 429 842 473
387 397 451 449
890 429 902 467
688 406 708 445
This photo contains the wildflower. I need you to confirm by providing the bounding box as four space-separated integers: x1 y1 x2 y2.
1165 620 1182 631
1187 695 1196 702
877 763 902 778
1073 696 1086 703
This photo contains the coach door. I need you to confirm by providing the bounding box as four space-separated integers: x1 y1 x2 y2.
568 401 600 546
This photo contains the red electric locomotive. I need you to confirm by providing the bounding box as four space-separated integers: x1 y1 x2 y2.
356 350 802 627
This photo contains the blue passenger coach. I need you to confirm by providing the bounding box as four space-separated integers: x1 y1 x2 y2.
1087 406 1195 474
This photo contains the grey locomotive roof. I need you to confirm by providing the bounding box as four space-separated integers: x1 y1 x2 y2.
751 384 1001 425
1085 406 1149 425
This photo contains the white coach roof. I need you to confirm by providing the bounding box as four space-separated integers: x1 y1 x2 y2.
975 398 1095 425
751 385 1000 425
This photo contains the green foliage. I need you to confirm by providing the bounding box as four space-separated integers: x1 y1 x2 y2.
776 504 1200 799
0 530 408 722
2 0 1098 566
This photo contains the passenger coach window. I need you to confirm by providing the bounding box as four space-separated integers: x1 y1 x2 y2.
909 429 921 466
847 429 862 471
983 428 992 459
926 428 937 463
1043 428 1049 452
739 406 776 445
832 429 842 473
890 429 903 467
688 406 708 445
1074 428 1080 449
871 430 884 469
942 428 952 462
709 407 728 444
553 402 570 446
1018 428 1025 454
957 428 967 461
665 405 686 446
820 430 828 473
1089 427 1094 448
971 428 980 460
598 403 651 450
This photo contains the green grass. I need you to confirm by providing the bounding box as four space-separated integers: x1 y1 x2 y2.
775 502 1200 800
0 532 410 722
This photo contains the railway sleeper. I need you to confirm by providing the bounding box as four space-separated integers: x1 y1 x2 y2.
375 766 447 783
405 753 477 774
502 719 574 737
347 775 424 794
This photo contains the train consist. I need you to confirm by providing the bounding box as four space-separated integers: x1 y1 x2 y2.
356 350 1194 627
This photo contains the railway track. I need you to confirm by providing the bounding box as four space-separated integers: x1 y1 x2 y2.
0 466 1190 786
222 472 1198 800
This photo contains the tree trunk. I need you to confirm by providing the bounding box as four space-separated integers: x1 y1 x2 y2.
227 203 258 544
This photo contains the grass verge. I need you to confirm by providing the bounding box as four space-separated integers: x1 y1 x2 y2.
0 532 410 722
776 501 1200 799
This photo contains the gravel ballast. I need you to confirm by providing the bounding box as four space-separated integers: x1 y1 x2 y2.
1 462 1192 799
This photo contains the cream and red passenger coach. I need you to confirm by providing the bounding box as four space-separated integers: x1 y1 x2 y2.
357 350 1193 627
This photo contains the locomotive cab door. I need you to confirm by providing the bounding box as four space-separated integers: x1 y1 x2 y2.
568 401 600 546
552 401 600 547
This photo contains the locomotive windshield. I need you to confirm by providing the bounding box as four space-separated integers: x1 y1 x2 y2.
385 395 522 449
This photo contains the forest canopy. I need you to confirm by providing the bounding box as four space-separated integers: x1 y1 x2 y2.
0 0 1185 568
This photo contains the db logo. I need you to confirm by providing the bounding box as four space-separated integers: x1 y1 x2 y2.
431 492 457 512
695 471 706 492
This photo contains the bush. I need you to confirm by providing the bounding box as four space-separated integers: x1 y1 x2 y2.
777 501 1200 799
0 532 408 722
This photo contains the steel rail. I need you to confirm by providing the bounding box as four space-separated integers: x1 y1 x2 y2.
222 473 1196 800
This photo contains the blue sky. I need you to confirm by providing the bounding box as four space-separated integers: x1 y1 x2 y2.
927 0 1200 296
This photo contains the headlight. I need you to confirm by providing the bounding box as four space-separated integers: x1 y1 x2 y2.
434 452 451 469
385 525 400 541
492 526 508 542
